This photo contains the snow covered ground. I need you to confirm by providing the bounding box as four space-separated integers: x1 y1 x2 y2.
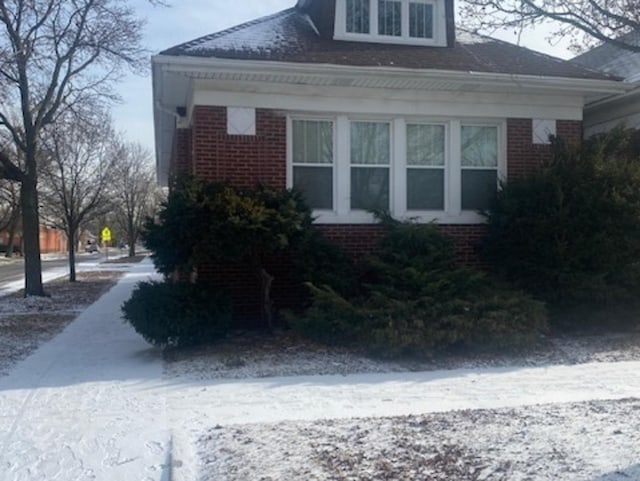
1 259 640 480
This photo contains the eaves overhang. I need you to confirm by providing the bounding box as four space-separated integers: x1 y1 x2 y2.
152 55 631 186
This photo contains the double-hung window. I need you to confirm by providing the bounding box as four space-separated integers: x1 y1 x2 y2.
461 125 499 211
292 119 334 210
350 121 390 211
406 123 445 210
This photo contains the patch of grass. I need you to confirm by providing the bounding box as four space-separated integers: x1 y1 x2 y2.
104 255 146 264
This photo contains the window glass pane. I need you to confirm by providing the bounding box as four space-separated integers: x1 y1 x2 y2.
292 120 333 164
294 166 333 210
351 167 389 210
407 124 445 166
409 2 434 38
407 168 444 210
462 170 497 211
378 0 401 36
347 0 370 33
461 126 498 167
351 122 390 165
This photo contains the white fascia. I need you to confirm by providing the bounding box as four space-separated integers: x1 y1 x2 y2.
152 55 631 100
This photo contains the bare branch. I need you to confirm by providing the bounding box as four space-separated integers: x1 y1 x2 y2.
459 0 640 53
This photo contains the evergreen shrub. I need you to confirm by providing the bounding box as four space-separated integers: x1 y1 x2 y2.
291 216 548 357
122 281 231 347
483 128 640 306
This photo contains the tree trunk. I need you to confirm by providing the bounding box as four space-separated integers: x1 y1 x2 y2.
128 216 136 258
68 229 77 282
259 267 275 330
21 177 44 296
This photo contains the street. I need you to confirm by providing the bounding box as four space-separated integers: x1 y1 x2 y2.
0 253 101 290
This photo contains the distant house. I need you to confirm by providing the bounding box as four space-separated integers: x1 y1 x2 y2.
151 0 626 319
0 225 65 255
573 32 640 137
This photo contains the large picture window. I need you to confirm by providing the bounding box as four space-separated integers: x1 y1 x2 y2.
406 124 445 210
288 116 503 223
461 125 499 211
292 120 334 210
350 121 390 210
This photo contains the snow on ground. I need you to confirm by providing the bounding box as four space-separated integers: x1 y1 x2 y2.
1 259 640 480
199 398 640 481
165 330 640 381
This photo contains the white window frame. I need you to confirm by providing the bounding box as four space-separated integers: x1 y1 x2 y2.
286 115 506 225
348 119 393 213
335 0 447 47
403 121 449 214
287 116 338 214
459 123 506 212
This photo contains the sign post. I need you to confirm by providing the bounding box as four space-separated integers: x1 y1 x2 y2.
101 227 112 261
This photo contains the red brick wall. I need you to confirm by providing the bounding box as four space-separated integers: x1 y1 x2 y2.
176 110 582 323
171 128 191 179
191 106 286 188
507 118 582 181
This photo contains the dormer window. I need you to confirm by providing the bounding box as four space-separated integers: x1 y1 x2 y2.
346 0 370 34
336 0 446 46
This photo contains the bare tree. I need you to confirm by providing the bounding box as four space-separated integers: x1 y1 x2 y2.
40 113 117 282
112 141 159 258
0 0 147 296
459 1 640 53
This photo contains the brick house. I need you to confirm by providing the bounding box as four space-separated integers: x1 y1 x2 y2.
152 0 627 320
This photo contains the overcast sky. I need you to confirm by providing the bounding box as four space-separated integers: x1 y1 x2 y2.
112 0 574 156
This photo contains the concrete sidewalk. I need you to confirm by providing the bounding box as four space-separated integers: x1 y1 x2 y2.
0 259 169 481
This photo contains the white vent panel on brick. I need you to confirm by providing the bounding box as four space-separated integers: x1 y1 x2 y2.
532 119 556 145
227 107 256 135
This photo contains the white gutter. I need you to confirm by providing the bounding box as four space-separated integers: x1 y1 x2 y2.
152 54 631 96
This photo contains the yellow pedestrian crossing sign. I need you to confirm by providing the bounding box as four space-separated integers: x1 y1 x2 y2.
101 227 112 243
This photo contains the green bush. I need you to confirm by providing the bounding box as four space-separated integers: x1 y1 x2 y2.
143 177 315 328
290 218 548 357
122 281 231 347
483 128 640 305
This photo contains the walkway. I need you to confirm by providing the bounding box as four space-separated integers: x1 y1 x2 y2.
0 260 168 481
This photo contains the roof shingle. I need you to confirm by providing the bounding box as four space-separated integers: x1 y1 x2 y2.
161 8 616 81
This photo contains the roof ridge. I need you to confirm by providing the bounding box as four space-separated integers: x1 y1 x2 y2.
161 8 297 55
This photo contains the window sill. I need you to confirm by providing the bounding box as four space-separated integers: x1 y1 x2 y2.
333 32 447 47
312 210 486 224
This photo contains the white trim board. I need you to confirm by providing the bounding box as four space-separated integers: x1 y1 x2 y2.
190 89 584 125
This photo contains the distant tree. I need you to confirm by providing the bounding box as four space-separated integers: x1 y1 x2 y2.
460 0 640 53
0 179 20 257
112 141 160 258
40 112 117 282
0 0 148 296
